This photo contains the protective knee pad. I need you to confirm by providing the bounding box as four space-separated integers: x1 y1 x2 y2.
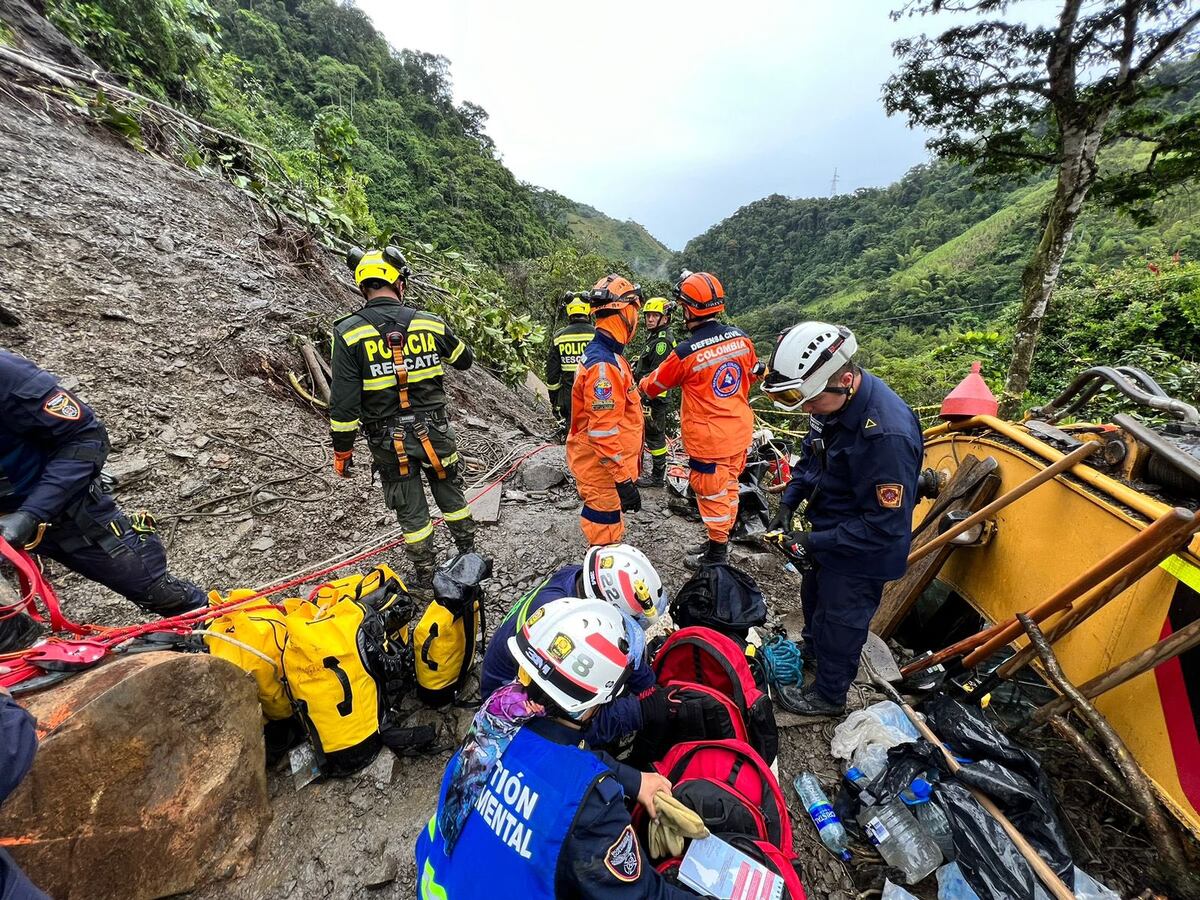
137 573 206 617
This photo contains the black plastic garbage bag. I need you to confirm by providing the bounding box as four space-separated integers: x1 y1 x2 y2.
836 698 1074 900
670 563 767 639
433 552 493 616
923 696 1073 894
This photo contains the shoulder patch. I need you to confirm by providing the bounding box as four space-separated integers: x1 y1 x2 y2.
655 340 668 356
604 824 642 883
43 390 81 421
877 484 904 508
865 417 878 429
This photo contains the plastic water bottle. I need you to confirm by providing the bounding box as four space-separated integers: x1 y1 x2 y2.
842 766 877 806
857 795 943 883
794 772 852 861
902 778 955 861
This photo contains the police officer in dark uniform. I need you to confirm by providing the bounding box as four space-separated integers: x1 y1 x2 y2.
634 298 676 488
0 351 205 648
0 677 49 898
329 247 476 594
545 293 594 438
760 322 922 717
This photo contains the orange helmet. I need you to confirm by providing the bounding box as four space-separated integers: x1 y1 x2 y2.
673 270 725 317
588 274 643 312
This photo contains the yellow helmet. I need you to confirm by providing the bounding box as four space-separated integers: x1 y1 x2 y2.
565 296 590 318
347 246 411 288
644 297 670 316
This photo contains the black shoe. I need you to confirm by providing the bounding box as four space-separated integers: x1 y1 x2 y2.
685 540 729 571
637 459 667 488
775 684 845 718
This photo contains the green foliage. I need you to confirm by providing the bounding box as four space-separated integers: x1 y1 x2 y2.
46 0 219 100
1030 259 1200 407
680 162 1021 321
0 19 15 45
533 189 674 279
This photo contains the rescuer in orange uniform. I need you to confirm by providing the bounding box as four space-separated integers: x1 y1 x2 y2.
639 271 758 568
566 275 644 546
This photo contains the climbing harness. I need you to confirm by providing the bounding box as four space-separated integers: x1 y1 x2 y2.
384 326 447 481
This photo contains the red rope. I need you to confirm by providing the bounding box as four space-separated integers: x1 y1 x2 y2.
0 443 552 681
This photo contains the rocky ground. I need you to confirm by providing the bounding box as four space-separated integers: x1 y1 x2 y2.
0 27 1177 900
0 77 862 899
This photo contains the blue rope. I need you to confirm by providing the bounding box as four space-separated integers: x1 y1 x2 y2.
760 635 803 687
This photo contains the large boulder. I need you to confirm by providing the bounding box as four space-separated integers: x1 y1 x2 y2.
0 651 271 899
518 445 568 491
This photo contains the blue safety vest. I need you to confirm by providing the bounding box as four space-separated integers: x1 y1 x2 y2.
415 725 611 898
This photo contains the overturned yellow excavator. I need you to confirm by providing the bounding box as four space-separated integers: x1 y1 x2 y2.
881 364 1200 841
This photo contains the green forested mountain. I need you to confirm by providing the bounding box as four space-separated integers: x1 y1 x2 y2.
679 163 1020 318
678 134 1200 410
534 189 674 280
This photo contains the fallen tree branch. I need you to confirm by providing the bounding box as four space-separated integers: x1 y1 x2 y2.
1018 613 1193 890
287 370 327 409
298 339 331 403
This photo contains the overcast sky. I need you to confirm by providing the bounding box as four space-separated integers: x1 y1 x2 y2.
357 0 937 250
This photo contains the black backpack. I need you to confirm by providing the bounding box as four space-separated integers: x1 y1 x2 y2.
670 563 766 640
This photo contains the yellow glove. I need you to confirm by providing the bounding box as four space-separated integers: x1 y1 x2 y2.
647 790 709 859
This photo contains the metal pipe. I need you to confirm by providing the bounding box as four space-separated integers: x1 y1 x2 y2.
1029 366 1199 425
907 442 1099 565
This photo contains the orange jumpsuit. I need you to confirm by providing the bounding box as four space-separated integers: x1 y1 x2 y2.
566 322 644 545
640 319 758 543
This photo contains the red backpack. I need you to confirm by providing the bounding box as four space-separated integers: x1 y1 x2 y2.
724 834 808 899
653 627 779 764
654 739 792 848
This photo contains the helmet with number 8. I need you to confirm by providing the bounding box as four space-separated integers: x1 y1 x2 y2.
582 544 664 626
508 596 632 714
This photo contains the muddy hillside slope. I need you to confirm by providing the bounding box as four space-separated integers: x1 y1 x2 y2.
0 73 864 898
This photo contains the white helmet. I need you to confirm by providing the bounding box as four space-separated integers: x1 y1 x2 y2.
508 597 632 714
762 321 858 411
583 544 665 626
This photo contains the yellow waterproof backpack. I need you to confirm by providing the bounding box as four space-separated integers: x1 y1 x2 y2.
410 552 492 707
204 590 309 721
310 563 415 643
281 598 384 776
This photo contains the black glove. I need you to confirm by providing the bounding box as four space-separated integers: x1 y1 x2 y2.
616 480 642 513
0 511 38 548
782 531 814 571
766 503 794 534
639 686 668 733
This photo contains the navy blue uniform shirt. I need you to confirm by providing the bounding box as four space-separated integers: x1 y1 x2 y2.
781 369 922 580
527 718 698 899
482 565 655 747
0 351 108 521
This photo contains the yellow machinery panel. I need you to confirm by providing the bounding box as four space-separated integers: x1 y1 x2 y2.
922 429 1200 839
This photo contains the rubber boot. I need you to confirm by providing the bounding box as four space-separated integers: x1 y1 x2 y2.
448 520 476 556
637 456 667 488
685 539 729 571
405 539 438 598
